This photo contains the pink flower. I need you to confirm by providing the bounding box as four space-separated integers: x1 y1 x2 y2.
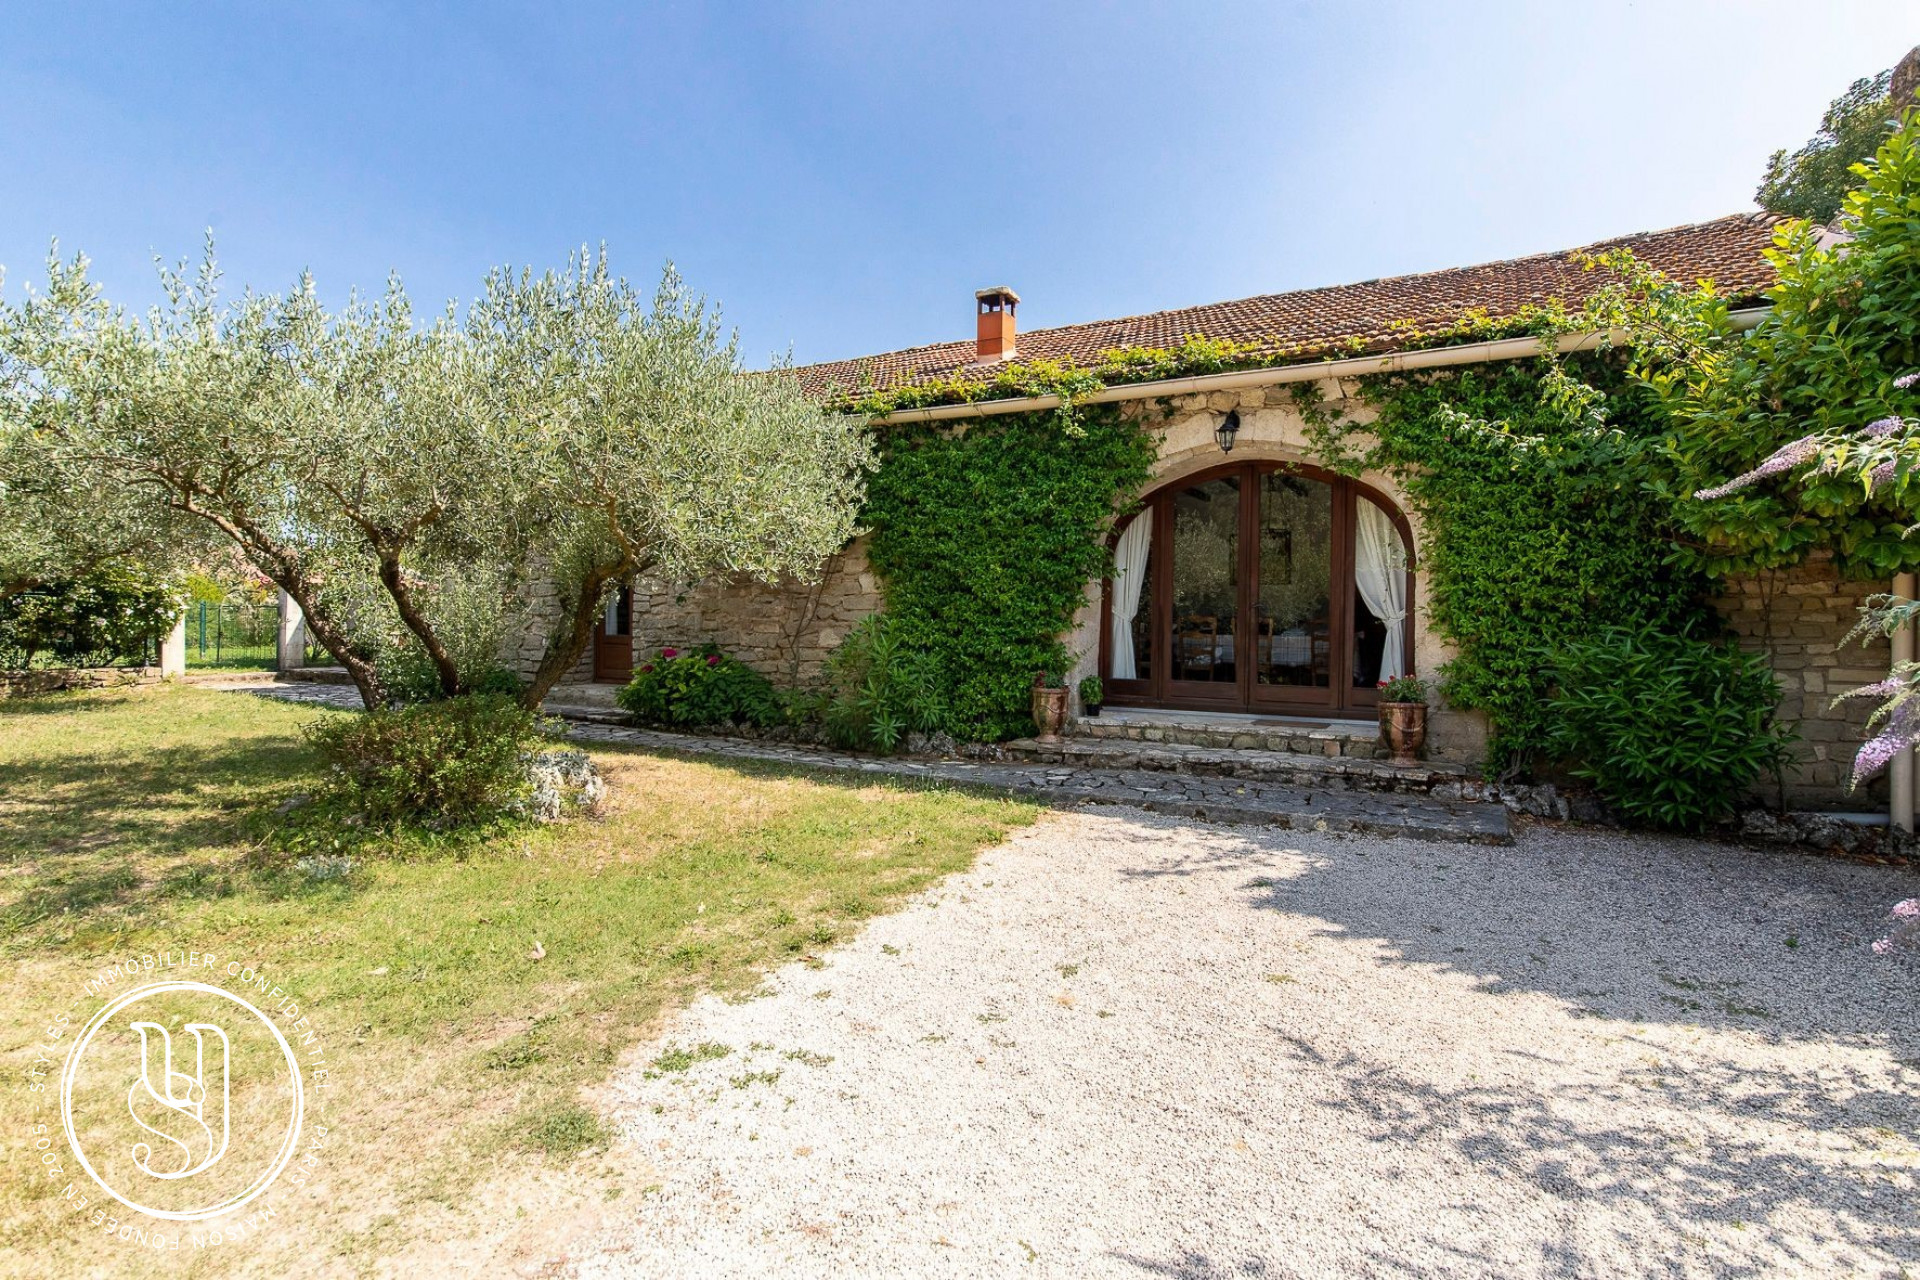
661 647 678 659
1894 372 1919 389
1892 898 1920 920
1874 938 1894 955
706 654 721 666
639 663 655 673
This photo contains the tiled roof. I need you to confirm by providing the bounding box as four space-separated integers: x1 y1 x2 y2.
792 213 1785 401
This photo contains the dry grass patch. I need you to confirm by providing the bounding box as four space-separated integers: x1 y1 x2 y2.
0 685 1036 1277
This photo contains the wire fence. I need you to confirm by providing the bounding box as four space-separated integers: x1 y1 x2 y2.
186 600 278 669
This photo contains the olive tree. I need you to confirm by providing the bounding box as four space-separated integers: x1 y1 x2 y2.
472 252 873 706
2 244 871 710
0 247 492 707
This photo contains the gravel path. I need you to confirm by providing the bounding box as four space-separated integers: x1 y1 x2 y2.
559 809 1918 1280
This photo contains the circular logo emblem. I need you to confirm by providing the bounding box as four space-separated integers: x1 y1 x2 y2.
59 980 305 1222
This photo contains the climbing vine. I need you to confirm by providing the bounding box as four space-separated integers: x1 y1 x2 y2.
860 403 1156 741
1327 355 1711 772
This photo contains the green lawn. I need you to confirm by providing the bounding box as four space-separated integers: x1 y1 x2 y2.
0 685 1038 1275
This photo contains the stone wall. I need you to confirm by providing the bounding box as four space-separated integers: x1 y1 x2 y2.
623 540 882 686
1714 559 1889 810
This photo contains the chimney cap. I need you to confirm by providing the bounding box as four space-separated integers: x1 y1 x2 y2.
975 286 1021 306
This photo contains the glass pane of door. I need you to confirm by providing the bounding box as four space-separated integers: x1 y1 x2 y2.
1254 473 1332 689
1169 476 1240 687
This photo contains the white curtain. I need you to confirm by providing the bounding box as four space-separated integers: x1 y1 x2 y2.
1109 514 1152 679
1354 500 1409 680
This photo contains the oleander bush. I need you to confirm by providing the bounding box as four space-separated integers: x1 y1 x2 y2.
820 615 944 753
1546 624 1794 830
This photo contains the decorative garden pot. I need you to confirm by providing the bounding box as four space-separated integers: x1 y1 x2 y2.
1378 700 1428 765
1032 684 1069 743
1082 702 1102 718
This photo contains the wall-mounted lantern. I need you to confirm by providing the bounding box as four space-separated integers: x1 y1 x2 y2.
1215 409 1241 453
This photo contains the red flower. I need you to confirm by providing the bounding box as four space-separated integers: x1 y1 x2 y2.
640 664 655 674
706 653 721 666
661 647 678 659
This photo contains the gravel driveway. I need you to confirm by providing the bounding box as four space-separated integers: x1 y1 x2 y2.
561 809 1919 1279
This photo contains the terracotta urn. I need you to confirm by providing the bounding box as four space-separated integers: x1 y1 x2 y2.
1031 682 1069 743
1378 700 1428 765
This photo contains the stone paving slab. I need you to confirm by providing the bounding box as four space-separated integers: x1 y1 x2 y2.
209 680 1510 845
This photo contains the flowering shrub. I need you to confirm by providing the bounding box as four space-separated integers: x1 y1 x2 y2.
1873 898 1920 955
0 563 184 668
616 645 781 729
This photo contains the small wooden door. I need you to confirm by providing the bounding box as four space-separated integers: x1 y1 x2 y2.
593 586 634 683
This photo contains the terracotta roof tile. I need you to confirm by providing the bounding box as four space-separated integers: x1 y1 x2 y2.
791 213 1785 401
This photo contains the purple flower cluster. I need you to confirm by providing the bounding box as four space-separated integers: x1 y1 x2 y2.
1850 688 1920 788
1871 897 1920 955
1695 436 1822 500
1694 411 1916 501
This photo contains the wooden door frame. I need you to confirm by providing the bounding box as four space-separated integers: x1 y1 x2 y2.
1098 460 1416 716
593 584 635 684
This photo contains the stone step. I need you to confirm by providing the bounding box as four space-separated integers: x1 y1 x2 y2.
1003 735 1469 795
1074 710 1384 758
542 682 629 725
282 666 354 685
542 703 632 726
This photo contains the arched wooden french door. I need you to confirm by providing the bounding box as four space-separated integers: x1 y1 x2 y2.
1099 462 1415 716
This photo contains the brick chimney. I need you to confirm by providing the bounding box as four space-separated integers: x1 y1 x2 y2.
975 286 1019 361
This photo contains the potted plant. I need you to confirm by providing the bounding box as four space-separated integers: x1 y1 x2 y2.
1031 671 1069 743
1376 674 1428 765
1077 673 1104 718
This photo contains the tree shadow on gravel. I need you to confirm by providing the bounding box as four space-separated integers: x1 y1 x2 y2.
1270 1029 1914 1278
1116 820 1919 1050
1105 817 1920 1277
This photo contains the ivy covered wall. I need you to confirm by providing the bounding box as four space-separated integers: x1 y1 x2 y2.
863 404 1157 740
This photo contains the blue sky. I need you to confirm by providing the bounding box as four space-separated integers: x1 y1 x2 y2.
1 2 1913 367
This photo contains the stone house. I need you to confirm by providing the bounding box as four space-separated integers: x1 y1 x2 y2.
557 213 1889 809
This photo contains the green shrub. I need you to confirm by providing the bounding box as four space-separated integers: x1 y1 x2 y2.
820 615 944 752
1377 674 1427 703
616 644 781 729
0 563 184 668
304 694 541 825
1546 625 1795 831
377 643 524 706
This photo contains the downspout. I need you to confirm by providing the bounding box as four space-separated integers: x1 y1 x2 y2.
872 308 1770 425
1893 571 1916 833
